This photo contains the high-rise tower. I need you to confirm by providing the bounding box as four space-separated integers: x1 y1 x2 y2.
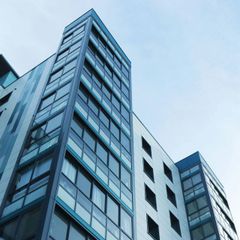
0 9 134 240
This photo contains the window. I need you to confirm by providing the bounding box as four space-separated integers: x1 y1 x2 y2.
50 211 68 240
113 73 121 87
122 65 129 78
57 49 68 61
62 157 77 183
17 208 41 239
63 58 77 73
186 196 208 215
163 162 173 182
121 166 131 189
46 113 63 133
107 196 119 225
83 130 96 151
142 137 152 157
110 121 120 140
50 69 63 83
143 159 154 181
69 224 85 240
88 98 98 116
170 211 181 236
40 94 55 110
32 158 51 179
72 114 83 137
183 173 202 190
121 105 130 122
99 110 109 128
191 222 215 240
166 185 177 207
102 85 111 99
109 154 119 177
96 142 108 165
92 184 105 212
77 170 91 198
56 83 71 100
147 215 160 240
145 185 157 210
121 209 132 237
121 132 130 152
112 95 120 111
0 92 12 107
16 166 33 189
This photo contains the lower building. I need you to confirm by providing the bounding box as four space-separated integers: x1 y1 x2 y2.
177 152 238 240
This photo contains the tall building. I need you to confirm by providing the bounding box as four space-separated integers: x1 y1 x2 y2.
0 9 238 240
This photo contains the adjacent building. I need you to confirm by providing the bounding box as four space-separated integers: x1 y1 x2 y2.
0 9 238 240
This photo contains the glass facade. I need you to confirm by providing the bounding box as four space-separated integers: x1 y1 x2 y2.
0 9 133 240
177 152 238 240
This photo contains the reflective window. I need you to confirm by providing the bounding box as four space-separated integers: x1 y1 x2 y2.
83 130 96 151
121 166 131 189
77 170 91 198
121 209 132 237
40 94 55 110
62 157 77 183
46 113 63 133
107 196 119 225
32 158 51 179
50 211 68 240
110 121 120 140
68 224 85 240
96 142 108 165
99 110 109 128
16 166 33 189
92 184 105 212
109 154 119 177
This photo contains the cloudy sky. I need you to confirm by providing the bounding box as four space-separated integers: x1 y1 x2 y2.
1 0 240 234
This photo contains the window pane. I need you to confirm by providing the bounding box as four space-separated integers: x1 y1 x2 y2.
121 132 130 152
99 110 109 128
107 197 119 225
33 158 51 179
121 209 132 237
192 173 201 185
50 212 68 240
56 83 70 100
77 170 91 197
121 166 131 189
89 98 98 116
40 94 55 110
110 122 120 140
92 184 105 212
17 208 41 239
62 158 77 183
109 154 119 177
46 113 63 133
96 142 108 165
16 166 33 189
69 224 86 240
112 95 120 111
83 130 96 151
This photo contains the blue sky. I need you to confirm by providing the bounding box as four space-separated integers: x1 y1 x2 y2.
1 0 240 233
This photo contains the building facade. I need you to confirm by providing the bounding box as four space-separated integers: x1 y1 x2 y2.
0 9 238 240
177 152 238 240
